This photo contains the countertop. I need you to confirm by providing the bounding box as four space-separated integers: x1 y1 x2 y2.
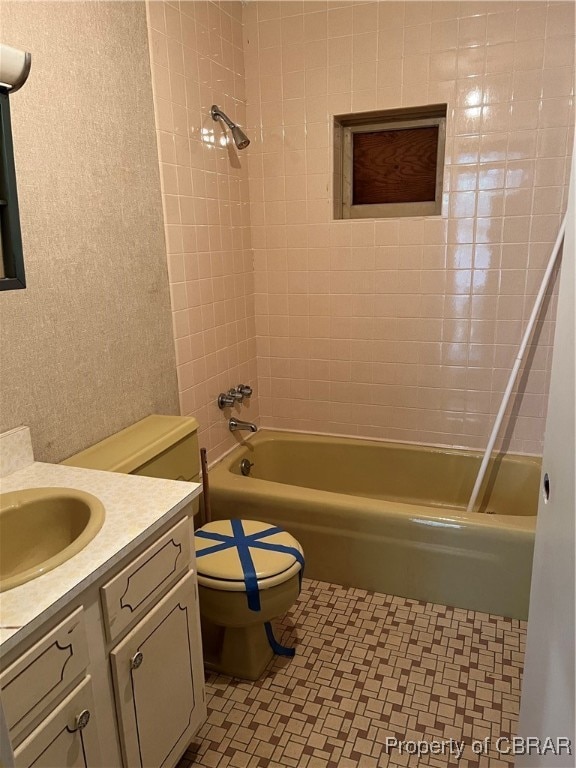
0 460 201 656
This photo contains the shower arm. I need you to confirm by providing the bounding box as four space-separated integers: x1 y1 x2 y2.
211 105 235 130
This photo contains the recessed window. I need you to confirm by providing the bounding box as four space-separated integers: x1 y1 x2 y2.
334 104 447 219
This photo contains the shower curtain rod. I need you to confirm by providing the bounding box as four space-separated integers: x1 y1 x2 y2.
466 216 567 514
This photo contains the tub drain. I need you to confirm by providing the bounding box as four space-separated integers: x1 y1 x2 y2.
240 458 253 476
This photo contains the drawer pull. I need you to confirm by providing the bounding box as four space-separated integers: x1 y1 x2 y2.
131 651 144 670
74 709 91 731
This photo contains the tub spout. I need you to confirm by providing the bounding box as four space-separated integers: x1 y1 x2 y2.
229 418 257 433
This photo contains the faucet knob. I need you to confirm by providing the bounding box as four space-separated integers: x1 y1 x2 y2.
217 392 235 409
237 384 253 398
228 387 244 402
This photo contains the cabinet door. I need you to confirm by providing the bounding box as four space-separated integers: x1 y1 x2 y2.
110 572 206 768
13 676 101 768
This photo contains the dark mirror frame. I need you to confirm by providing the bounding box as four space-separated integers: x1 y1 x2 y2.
0 88 26 291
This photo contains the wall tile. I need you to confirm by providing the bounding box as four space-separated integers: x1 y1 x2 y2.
146 0 258 462
246 0 574 455
144 0 574 460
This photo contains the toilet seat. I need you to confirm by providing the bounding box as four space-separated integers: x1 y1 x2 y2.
194 519 304 592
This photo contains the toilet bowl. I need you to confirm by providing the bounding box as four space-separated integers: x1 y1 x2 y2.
194 518 304 680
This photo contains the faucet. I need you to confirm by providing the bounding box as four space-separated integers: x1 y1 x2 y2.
229 418 257 433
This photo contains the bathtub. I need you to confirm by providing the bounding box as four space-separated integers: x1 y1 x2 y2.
208 430 540 620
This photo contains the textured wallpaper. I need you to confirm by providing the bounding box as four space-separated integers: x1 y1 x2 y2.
0 1 179 462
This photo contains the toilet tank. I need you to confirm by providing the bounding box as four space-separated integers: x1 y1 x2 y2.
62 415 200 512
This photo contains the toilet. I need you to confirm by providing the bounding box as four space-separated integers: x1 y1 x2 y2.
62 415 304 681
195 518 304 680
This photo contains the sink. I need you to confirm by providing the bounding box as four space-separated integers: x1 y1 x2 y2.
0 487 105 592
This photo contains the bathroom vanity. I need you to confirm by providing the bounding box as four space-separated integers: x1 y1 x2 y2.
0 426 206 768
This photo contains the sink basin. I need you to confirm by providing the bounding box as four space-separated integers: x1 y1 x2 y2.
0 487 105 592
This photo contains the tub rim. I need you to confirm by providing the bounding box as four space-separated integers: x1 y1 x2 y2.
210 429 538 534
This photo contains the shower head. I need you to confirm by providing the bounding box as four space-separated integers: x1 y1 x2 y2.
210 104 250 150
230 124 250 151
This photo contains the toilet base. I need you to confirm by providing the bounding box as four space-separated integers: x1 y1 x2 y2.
198 573 301 680
201 617 274 680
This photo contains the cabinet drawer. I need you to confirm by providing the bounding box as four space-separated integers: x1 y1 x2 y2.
0 607 89 738
14 675 101 768
101 516 191 643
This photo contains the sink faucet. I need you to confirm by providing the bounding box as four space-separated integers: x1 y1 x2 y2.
229 418 257 433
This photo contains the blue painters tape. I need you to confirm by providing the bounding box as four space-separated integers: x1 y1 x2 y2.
192 539 235 558
248 540 305 569
230 518 260 611
195 520 305 622
248 539 305 591
264 622 295 657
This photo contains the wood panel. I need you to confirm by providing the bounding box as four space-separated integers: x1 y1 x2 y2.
352 126 438 205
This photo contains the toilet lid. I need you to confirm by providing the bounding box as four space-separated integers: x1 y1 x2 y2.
194 519 303 590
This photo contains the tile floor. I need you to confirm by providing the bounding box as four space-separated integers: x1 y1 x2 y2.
179 579 526 768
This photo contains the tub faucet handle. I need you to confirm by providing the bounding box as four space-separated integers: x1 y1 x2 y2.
237 384 253 398
228 387 244 402
217 392 235 409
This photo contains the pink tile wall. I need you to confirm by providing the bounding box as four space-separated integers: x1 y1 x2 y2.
244 0 574 454
146 1 258 460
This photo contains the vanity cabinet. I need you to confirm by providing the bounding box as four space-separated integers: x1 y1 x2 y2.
1 508 206 768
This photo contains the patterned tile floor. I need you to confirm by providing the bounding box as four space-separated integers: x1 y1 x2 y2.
178 579 526 768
